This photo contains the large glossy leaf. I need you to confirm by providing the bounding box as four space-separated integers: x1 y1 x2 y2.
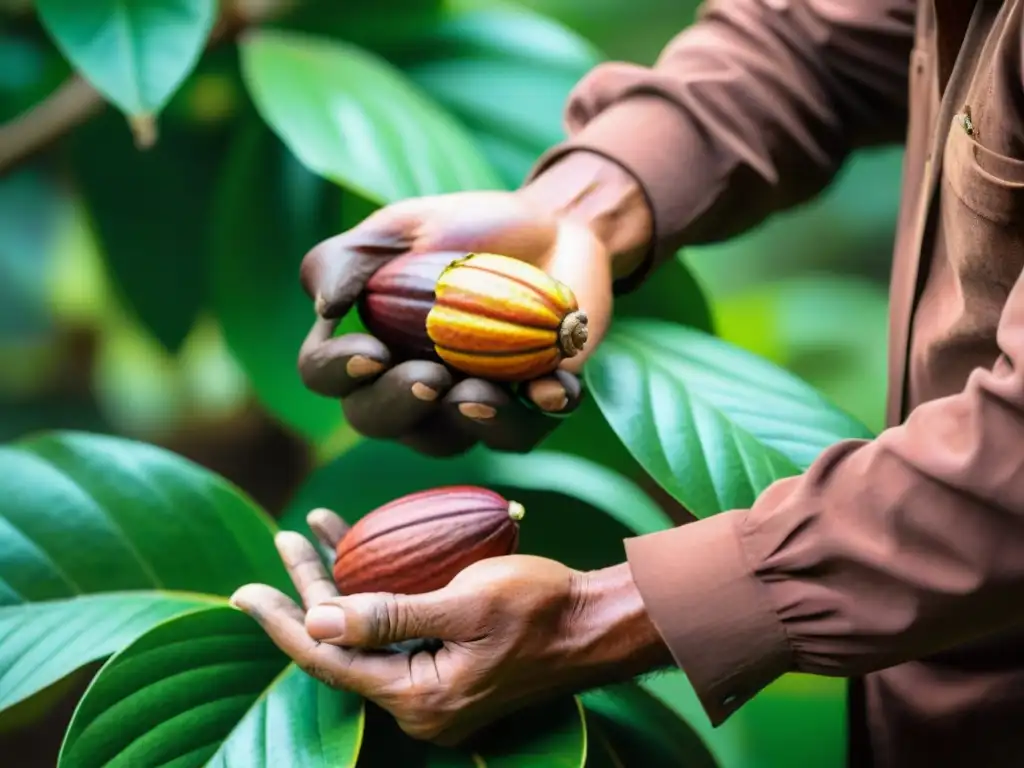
281 441 672 571
36 0 216 118
58 605 365 767
0 592 211 711
542 253 715 476
68 109 224 352
714 276 890 434
355 8 601 189
581 683 718 767
586 319 874 517
210 118 373 442
279 5 599 188
238 29 502 204
0 430 287 604
0 430 290 710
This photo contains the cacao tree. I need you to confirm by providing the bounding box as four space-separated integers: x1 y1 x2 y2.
0 0 868 766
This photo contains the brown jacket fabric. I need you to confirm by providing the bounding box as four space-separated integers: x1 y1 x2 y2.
531 1 1024 766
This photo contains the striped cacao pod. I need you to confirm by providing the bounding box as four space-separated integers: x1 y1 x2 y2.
357 251 588 381
332 486 524 596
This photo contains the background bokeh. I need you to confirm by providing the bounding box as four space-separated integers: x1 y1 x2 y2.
0 0 900 765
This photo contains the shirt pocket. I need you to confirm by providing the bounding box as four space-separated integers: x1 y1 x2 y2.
939 115 1024 303
942 115 1024 225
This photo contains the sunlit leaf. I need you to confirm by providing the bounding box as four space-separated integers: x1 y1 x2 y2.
36 0 216 118
239 29 501 203
0 430 290 710
0 593 212 711
587 319 873 517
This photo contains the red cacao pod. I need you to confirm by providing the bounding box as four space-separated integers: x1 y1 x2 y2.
332 485 524 596
356 251 455 361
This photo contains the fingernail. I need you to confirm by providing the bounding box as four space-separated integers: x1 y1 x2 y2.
527 379 568 412
411 382 439 401
314 293 327 316
306 605 346 640
458 402 497 420
346 355 385 378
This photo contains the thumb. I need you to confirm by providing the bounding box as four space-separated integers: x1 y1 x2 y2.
305 589 476 648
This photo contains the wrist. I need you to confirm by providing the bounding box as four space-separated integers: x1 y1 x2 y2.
518 151 653 282
565 561 674 688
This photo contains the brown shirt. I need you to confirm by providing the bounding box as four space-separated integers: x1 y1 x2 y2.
530 1 1024 766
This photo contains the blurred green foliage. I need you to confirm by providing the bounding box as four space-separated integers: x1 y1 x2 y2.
0 0 901 765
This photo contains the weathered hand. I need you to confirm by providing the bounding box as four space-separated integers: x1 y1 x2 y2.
230 508 670 747
296 191 613 457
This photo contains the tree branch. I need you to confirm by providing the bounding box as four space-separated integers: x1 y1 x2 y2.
0 76 104 177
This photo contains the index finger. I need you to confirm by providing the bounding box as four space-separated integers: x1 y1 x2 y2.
274 531 339 609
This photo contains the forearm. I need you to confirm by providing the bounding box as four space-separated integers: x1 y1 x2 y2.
522 0 915 287
566 562 675 689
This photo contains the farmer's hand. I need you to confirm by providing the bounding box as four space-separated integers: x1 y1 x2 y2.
296 154 651 457
230 508 671 747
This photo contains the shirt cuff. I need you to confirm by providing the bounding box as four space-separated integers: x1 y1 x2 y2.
623 509 795 726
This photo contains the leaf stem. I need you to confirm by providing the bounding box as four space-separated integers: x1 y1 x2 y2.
0 0 296 177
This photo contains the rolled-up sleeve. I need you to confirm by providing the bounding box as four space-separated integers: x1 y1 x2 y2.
530 0 916 277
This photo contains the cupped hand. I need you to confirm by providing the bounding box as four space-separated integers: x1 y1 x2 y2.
231 508 666 748
296 191 613 457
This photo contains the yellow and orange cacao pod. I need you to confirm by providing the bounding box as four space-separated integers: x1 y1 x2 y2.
358 251 588 382
426 253 588 381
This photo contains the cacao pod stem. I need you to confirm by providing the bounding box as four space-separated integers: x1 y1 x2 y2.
508 500 526 521
558 310 589 358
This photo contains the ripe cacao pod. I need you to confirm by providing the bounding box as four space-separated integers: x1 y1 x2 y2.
357 251 588 381
332 485 524 596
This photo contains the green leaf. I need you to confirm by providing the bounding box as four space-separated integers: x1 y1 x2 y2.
0 592 213 711
238 29 502 203
36 0 216 118
586 319 874 517
581 684 719 768
281 441 671 572
542 254 715 477
58 605 365 767
358 8 602 188
0 430 290 710
68 109 223 352
714 276 890 435
210 118 374 442
0 430 288 605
